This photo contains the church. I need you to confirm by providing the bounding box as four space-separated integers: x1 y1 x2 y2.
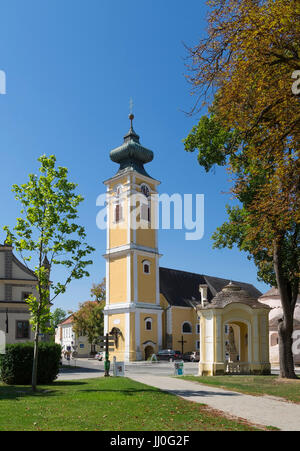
103 115 264 363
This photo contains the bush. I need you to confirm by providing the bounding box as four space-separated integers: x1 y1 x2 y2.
0 342 62 385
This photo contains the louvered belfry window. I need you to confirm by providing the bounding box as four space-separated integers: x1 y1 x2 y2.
115 203 122 223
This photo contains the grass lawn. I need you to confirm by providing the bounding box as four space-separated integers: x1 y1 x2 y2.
0 377 260 431
181 375 300 403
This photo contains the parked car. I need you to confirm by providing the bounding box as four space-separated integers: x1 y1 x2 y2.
183 351 200 362
95 352 104 361
156 349 182 362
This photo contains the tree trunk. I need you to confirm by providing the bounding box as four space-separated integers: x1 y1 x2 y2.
32 327 39 391
274 239 297 379
278 318 296 378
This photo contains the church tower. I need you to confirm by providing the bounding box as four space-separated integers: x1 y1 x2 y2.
103 115 163 361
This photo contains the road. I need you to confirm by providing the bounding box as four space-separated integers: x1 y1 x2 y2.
59 357 199 380
58 357 300 380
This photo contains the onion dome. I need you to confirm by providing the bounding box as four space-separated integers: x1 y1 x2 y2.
109 114 154 177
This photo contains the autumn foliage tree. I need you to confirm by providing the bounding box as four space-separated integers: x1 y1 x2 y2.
72 279 106 353
184 0 300 378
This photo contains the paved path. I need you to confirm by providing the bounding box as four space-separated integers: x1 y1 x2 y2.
129 374 300 431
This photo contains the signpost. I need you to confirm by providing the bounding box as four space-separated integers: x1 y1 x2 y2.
98 334 115 377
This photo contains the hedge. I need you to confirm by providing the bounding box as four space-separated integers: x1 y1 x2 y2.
0 342 62 385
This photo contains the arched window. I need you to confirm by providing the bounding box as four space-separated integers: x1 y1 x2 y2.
143 260 151 275
141 184 150 198
140 184 151 222
145 317 152 331
114 185 123 223
182 322 192 334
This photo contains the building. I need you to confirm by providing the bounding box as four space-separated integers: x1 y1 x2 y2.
103 115 264 362
0 240 38 344
55 313 102 358
259 288 300 365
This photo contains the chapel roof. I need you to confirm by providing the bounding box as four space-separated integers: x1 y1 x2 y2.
205 282 270 310
159 267 262 308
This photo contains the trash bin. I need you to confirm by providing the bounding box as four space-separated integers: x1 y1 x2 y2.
174 361 184 376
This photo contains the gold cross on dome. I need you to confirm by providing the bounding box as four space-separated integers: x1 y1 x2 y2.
129 97 134 115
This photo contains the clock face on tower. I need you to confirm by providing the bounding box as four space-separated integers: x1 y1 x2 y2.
141 184 150 198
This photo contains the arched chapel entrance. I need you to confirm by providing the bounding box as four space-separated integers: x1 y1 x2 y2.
224 320 251 373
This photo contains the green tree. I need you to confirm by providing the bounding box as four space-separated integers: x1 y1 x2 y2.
184 113 299 378
90 278 106 302
72 300 105 354
4 155 94 390
184 0 299 379
49 308 67 338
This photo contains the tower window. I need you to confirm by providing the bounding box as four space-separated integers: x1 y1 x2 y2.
182 322 192 334
143 260 151 274
140 184 151 223
141 184 150 198
145 317 152 331
114 184 123 223
115 203 123 223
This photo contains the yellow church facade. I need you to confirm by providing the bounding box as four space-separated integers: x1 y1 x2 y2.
103 116 267 366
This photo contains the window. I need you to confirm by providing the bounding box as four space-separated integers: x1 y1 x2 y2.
225 325 229 334
115 203 123 223
115 185 122 196
145 317 152 331
141 184 150 198
196 341 200 350
196 324 200 334
182 322 192 334
140 184 151 222
114 185 123 223
22 292 32 301
143 260 151 275
16 321 30 339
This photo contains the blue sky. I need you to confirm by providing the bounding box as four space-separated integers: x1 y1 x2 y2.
0 0 269 312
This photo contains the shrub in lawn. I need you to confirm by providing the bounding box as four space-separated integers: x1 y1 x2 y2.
0 342 62 385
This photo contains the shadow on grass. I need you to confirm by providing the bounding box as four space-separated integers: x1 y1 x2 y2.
0 380 88 400
0 380 160 401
